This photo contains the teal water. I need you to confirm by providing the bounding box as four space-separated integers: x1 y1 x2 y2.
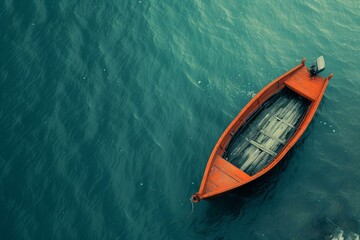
1 1 360 239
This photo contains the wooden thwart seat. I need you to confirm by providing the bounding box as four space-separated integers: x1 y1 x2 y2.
247 139 277 156
274 116 295 128
259 129 286 144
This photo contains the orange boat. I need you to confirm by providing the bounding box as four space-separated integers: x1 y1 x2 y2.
192 57 333 202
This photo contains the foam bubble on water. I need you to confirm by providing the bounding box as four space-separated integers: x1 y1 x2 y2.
330 229 360 240
330 229 344 240
247 91 255 97
327 218 360 240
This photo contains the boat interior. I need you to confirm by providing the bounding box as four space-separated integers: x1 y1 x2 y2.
223 87 311 176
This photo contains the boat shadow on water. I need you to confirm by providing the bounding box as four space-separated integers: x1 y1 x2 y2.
200 149 296 222
198 126 315 225
188 125 326 238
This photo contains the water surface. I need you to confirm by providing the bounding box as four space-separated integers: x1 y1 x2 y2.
1 1 360 239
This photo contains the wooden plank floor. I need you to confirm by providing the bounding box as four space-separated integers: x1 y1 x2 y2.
223 88 311 176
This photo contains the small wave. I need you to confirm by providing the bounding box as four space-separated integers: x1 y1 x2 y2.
330 228 359 240
326 217 360 240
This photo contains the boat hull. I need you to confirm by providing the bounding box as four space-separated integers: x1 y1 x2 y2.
192 58 333 202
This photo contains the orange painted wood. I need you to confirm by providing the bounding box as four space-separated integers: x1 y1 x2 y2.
202 155 251 199
192 59 332 202
285 66 325 101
